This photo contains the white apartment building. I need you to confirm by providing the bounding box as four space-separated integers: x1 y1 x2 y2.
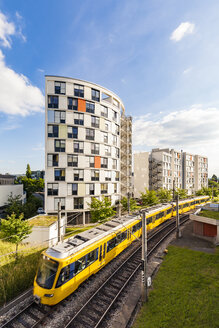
194 155 208 190
45 76 131 224
134 148 207 197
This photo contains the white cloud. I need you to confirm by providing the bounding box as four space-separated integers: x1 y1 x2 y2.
183 67 192 75
0 12 15 48
133 106 219 176
170 22 195 42
0 50 44 116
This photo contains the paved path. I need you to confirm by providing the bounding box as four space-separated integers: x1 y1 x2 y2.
171 220 215 253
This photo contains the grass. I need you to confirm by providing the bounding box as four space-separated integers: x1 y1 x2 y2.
29 215 58 226
199 210 219 220
0 239 44 306
134 246 219 328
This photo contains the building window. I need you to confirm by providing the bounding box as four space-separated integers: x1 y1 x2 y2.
114 183 117 193
48 154 58 167
113 110 117 122
74 84 84 97
67 155 78 167
68 183 78 196
48 125 58 138
89 156 95 168
101 157 108 168
68 97 78 110
101 105 108 118
55 140 65 152
87 183 95 195
55 169 65 181
55 81 65 94
112 159 117 170
105 146 111 156
115 172 119 181
116 148 120 158
92 89 100 102
91 116 99 128
54 198 65 210
115 124 119 135
105 122 109 131
91 143 99 155
74 198 84 209
68 126 78 139
86 128 95 140
105 171 111 181
47 183 58 196
103 133 108 143
101 183 108 194
48 95 58 108
54 111 65 123
74 170 84 181
91 170 99 181
74 141 84 153
74 113 84 125
86 101 95 113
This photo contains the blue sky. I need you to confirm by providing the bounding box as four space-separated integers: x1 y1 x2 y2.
0 0 218 176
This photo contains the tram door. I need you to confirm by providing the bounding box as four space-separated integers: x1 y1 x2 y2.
98 243 106 267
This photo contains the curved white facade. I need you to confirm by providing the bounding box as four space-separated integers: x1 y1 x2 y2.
45 76 126 224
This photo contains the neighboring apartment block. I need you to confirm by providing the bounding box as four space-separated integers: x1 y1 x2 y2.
134 148 207 197
45 76 132 224
182 153 208 193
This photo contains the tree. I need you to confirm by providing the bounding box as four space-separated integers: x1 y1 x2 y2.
15 176 44 199
5 193 23 217
157 188 172 203
1 213 32 259
26 164 32 179
140 189 159 207
89 197 116 223
211 174 218 182
175 188 188 199
120 197 138 213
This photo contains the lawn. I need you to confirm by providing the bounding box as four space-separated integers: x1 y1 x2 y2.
134 246 219 328
199 210 219 220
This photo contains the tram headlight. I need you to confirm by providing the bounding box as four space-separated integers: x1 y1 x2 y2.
44 293 54 298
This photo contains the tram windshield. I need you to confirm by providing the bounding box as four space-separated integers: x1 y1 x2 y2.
36 255 59 289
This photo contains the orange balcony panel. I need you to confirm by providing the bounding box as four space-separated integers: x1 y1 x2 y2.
78 99 86 112
95 156 101 168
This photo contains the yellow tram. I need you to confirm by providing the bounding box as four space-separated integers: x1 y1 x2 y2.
33 196 209 305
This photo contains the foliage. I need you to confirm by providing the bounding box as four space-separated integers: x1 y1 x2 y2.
120 196 138 212
133 246 219 328
140 189 159 207
15 176 44 199
156 188 172 203
26 163 32 179
175 188 188 199
5 194 43 219
1 213 32 258
5 193 23 217
211 174 218 182
89 197 116 223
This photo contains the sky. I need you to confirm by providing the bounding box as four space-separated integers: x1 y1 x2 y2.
0 0 218 177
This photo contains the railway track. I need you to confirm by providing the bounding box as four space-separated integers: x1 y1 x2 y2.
1 214 189 328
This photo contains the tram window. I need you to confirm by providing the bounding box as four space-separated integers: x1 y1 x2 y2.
87 249 96 266
107 237 116 252
74 255 86 276
56 264 72 288
121 230 127 241
132 224 137 233
99 245 102 261
103 243 106 258
147 217 152 224
167 208 172 214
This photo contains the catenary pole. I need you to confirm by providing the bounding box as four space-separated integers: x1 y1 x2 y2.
176 195 181 238
58 201 61 243
141 211 148 302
